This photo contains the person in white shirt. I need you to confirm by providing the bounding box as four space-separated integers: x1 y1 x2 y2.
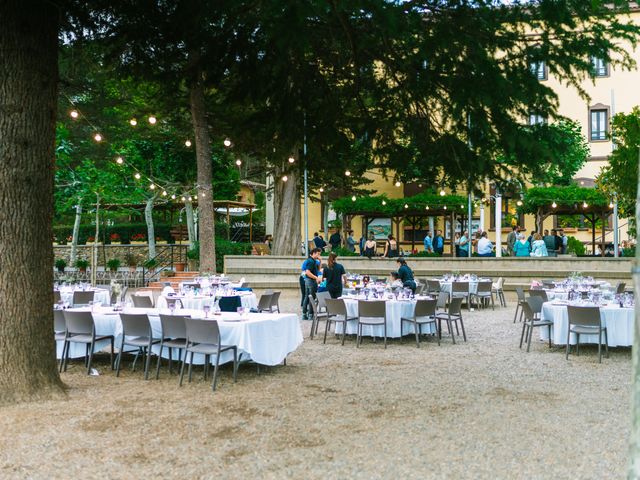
477 232 494 257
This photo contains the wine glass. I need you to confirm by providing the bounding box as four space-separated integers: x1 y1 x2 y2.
203 304 211 318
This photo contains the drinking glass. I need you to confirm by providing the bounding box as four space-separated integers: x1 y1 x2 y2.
203 304 211 318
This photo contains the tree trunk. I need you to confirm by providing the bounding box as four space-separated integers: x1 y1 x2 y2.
91 194 100 286
628 147 640 476
272 168 301 255
185 201 196 248
0 2 65 405
189 70 216 273
145 196 156 259
70 202 82 264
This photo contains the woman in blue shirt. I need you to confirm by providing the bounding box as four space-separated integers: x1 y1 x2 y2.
395 258 416 293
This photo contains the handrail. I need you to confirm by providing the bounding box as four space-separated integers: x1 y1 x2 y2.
593 220 628 243
142 244 188 286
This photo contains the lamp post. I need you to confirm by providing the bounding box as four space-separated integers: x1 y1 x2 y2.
467 192 473 257
494 190 502 257
613 195 619 258
303 111 309 257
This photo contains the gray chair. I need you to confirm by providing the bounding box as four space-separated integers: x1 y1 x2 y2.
471 281 494 310
451 282 470 311
566 306 608 363
542 279 556 289
436 291 449 311
62 310 114 374
219 296 241 312
116 313 162 380
156 314 189 378
72 290 95 307
269 291 281 313
316 291 331 311
53 290 62 305
356 300 387 348
434 296 465 344
308 295 328 340
257 293 273 313
427 280 442 295
514 287 526 323
401 298 439 347
616 282 626 294
415 283 426 295
492 277 506 307
179 318 238 391
54 309 67 372
528 289 549 303
519 298 553 352
131 294 154 308
165 297 184 309
324 298 357 345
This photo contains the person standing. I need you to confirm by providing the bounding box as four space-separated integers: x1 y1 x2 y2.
506 225 518 256
324 252 346 298
346 230 356 252
301 248 322 320
559 229 568 254
383 234 399 258
423 230 433 253
312 232 326 250
552 229 562 255
395 258 417 293
514 233 531 257
459 230 470 257
531 233 549 257
433 230 444 255
477 232 494 257
543 229 556 257
328 229 342 251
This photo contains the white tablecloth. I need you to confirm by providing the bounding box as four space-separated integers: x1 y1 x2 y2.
56 307 302 366
155 292 257 311
438 279 487 295
58 288 110 306
336 297 437 338
540 302 634 347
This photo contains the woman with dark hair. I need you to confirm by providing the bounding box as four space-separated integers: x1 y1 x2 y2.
383 234 399 258
395 258 416 293
324 252 346 298
363 234 377 259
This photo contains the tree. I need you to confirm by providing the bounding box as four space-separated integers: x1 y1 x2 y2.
0 2 66 405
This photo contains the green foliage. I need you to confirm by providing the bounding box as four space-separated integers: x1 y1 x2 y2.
320 247 358 257
106 258 121 271
186 241 200 261
75 259 90 269
622 247 636 257
143 258 158 269
518 185 610 214
54 258 67 271
598 107 640 219
124 252 139 267
332 191 468 217
185 239 251 272
409 251 441 258
566 236 586 256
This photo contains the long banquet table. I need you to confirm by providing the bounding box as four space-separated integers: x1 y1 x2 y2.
57 287 111 306
55 307 302 366
540 301 634 347
155 292 257 311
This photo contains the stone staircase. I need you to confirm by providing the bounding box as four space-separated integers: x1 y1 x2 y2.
138 271 200 294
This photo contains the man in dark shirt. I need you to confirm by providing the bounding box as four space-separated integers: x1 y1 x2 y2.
543 229 557 257
301 248 322 320
433 230 444 255
552 229 562 255
328 229 342 250
312 233 326 250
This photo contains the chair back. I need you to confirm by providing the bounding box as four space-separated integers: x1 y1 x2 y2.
270 291 281 310
476 281 492 293
528 289 548 302
521 302 535 321
436 291 449 309
496 277 504 289
358 300 386 319
119 313 152 337
526 296 544 315
316 291 331 310
448 297 463 315
415 284 426 295
119 286 128 302
414 299 437 318
427 280 441 293
542 279 555 289
219 296 241 312
184 318 220 345
257 293 273 310
159 314 188 339
72 290 95 306
53 290 61 304
308 295 320 318
515 287 525 302
54 309 66 333
452 282 469 294
567 306 602 328
165 297 183 309
616 282 626 294
63 310 95 335
183 283 201 290
131 294 153 308
325 298 348 317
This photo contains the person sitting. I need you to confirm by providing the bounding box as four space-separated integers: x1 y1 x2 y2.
513 233 531 257
531 233 549 257
364 234 377 259
384 234 399 258
477 232 494 257
458 230 470 257
389 272 403 289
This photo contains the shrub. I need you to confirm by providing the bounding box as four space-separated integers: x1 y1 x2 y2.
321 246 358 257
54 258 67 271
106 258 121 271
622 247 636 257
75 259 89 269
409 251 442 257
566 236 586 256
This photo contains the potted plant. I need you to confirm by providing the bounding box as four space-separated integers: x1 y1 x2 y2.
75 258 90 272
109 232 121 244
144 258 158 273
186 241 199 271
131 233 146 244
106 258 121 272
124 252 138 272
54 258 67 273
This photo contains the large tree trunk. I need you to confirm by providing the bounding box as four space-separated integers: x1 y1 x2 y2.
185 201 196 248
628 148 640 476
189 69 216 273
144 196 156 259
70 202 82 264
0 2 65 405
272 168 301 255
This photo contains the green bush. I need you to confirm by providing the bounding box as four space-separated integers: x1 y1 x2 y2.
54 258 67 271
321 247 358 257
409 251 442 257
622 247 636 257
106 258 121 271
184 239 252 272
566 236 586 256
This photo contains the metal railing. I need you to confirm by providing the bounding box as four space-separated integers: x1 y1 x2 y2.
142 244 189 286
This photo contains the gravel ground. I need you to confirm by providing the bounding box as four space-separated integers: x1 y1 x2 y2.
0 290 632 479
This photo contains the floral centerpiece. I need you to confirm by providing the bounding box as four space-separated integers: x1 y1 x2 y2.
110 280 122 302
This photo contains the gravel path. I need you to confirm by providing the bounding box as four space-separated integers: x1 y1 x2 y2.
0 291 632 479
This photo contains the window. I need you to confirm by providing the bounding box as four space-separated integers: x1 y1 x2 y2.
528 113 547 125
590 109 608 141
529 61 547 80
590 56 609 77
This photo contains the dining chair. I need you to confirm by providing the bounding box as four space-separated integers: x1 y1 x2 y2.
514 287 526 323
218 296 241 312
54 309 67 372
308 295 328 340
434 297 465 344
72 290 95 307
165 297 184 309
62 310 114 375
519 299 553 352
53 290 62 305
491 277 506 307
323 298 357 345
400 299 439 347
470 281 494 310
616 282 626 294
528 289 549 303
257 293 273 313
116 313 162 380
356 300 387 348
131 294 154 308
269 291 281 313
566 305 608 363
451 282 470 311
156 314 189 378
427 280 442 295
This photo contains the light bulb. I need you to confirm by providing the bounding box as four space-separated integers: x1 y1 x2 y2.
185 140 192 147
418 184 423 188
351 195 357 201
460 205 464 209
288 157 295 163
444 205 447 210
426 205 429 210
148 116 157 124
93 133 102 142
162 191 167 196
282 175 288 182
319 187 324 193
404 204 408 209
382 200 387 206
235 159 242 166
187 196 192 201
201 192 206 197
583 201 588 208
552 201 557 208
70 110 79 119
181 196 186 202
395 181 401 187
134 173 141 180
609 201 614 208
223 138 232 147
516 200 523 206
481 198 487 203
439 189 446 196
115 157 124 164
171 194 176 200
129 119 137 126
150 184 156 190
345 170 351 176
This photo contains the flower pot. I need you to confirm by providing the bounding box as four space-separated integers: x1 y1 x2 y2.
174 262 186 272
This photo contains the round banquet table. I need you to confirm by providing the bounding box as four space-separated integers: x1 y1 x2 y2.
155 292 257 311
336 296 437 338
57 287 111 306
540 301 634 347
437 279 489 295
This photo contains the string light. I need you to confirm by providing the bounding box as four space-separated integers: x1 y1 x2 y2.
223 138 232 147
115 157 124 164
129 119 137 126
187 196 192 202
185 140 192 147
171 194 176 200
516 200 523 207
426 205 429 210
148 116 157 125
582 201 588 208
162 191 167 196
439 189 446 196
395 181 401 187
443 205 447 210
404 203 409 209
282 175 288 182
70 110 79 119
382 200 387 206
201 192 206 197
552 201 557 208
93 133 103 142
351 195 357 201
288 157 295 164
235 159 242 166
319 187 324 193
181 196 186 202
134 173 141 180
609 201 614 208
345 170 351 176
149 184 156 190
418 184 423 188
